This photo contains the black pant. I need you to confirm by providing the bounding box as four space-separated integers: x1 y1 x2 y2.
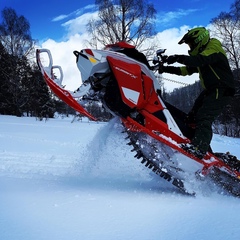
189 88 233 152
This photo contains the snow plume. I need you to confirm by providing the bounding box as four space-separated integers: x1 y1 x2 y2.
78 118 151 182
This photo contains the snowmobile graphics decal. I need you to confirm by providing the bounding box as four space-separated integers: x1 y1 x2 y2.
113 66 138 79
121 87 140 105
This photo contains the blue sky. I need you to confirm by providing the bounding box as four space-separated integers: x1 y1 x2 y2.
0 0 235 91
0 0 235 42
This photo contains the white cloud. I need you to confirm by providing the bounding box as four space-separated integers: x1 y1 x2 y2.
52 15 68 22
52 4 97 23
157 9 199 26
62 11 99 36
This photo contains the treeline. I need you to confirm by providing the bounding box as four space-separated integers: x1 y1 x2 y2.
0 8 110 121
0 41 55 118
0 8 55 119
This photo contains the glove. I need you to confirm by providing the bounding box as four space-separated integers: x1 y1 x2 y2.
166 55 179 64
158 65 181 75
158 65 172 74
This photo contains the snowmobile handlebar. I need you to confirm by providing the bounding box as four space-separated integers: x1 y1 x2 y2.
150 49 168 72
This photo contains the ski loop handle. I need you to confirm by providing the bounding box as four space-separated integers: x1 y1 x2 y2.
37 49 63 86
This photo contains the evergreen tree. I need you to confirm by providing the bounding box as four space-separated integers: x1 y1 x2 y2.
28 66 56 119
0 42 12 114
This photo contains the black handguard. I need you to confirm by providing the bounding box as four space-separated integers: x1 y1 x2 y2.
158 63 164 74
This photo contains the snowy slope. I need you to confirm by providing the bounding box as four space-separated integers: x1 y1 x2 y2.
1 115 240 240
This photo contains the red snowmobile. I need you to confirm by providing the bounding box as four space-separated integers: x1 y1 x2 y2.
36 42 240 196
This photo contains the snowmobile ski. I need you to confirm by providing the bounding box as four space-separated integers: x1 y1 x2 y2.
36 49 96 121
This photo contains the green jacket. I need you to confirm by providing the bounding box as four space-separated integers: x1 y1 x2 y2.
165 38 235 92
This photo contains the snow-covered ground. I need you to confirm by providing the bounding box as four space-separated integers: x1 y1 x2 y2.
1 115 240 240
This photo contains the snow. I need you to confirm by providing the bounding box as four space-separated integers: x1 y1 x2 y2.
1 115 240 240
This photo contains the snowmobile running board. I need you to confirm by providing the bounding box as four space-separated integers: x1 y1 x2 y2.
36 49 96 121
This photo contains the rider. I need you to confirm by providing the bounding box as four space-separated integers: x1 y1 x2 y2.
159 27 235 158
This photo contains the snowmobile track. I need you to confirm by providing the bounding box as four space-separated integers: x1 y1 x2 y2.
124 129 195 196
208 166 240 197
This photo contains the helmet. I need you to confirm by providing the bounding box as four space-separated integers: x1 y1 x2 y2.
178 27 210 56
